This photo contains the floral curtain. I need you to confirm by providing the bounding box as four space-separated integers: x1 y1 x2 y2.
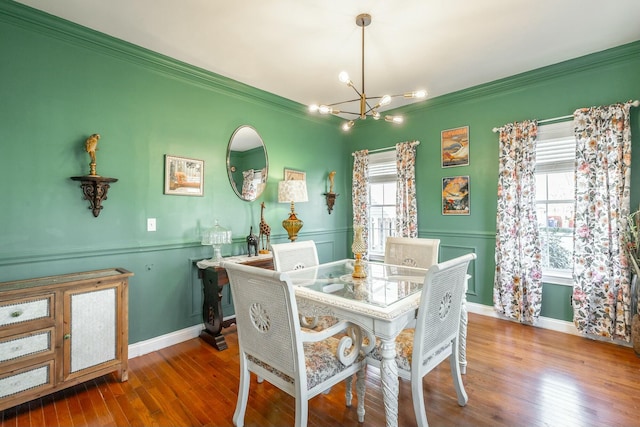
572 102 632 341
395 141 419 237
352 149 369 255
493 121 543 324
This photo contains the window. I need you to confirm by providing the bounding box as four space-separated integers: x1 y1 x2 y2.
368 151 396 259
535 121 576 285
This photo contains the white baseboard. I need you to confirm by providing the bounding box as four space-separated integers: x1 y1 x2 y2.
127 306 583 359
466 302 580 336
129 324 203 359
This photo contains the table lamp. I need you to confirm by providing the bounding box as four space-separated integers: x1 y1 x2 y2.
278 180 308 241
201 220 232 262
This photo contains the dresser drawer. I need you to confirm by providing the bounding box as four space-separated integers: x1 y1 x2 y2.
0 328 54 364
0 295 53 327
0 360 54 399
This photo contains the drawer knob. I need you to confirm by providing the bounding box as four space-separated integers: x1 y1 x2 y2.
10 311 23 318
63 334 71 340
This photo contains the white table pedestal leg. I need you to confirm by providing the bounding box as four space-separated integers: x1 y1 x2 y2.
379 338 399 427
459 294 468 375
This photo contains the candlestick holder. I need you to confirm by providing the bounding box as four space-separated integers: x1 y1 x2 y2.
352 225 367 278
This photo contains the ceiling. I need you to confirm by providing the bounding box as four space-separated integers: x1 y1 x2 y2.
15 0 640 119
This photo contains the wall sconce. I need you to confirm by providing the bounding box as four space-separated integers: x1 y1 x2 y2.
322 171 339 214
278 180 308 241
70 133 117 217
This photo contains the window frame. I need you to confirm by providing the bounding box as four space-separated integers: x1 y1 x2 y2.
367 151 397 261
535 121 576 286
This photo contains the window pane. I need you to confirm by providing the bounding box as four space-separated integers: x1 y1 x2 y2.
367 154 397 258
383 182 396 205
536 204 548 228
536 171 575 272
539 227 573 270
536 174 547 201
547 171 574 200
370 183 384 205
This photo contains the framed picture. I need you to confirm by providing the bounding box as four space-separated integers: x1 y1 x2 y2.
441 126 470 168
284 168 306 181
442 176 470 215
164 155 204 196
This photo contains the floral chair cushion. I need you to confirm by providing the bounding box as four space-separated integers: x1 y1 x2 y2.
248 336 365 390
368 328 451 372
301 315 340 331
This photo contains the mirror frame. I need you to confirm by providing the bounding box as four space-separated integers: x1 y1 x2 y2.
226 125 268 202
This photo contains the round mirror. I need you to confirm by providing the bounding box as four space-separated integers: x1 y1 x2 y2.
226 125 268 201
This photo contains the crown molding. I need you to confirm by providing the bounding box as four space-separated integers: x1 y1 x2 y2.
0 1 306 116
400 40 640 114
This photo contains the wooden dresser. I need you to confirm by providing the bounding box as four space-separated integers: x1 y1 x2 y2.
196 254 273 350
0 268 132 411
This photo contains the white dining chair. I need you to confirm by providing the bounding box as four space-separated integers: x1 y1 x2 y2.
367 253 476 427
221 262 366 427
271 240 337 331
384 237 441 268
271 240 319 272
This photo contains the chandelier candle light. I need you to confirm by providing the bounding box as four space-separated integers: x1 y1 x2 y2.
352 225 367 278
309 13 427 131
278 180 309 241
201 220 232 263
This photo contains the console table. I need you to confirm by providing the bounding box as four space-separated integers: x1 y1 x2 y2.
196 254 273 350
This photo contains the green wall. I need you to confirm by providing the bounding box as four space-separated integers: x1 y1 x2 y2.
1 2 639 344
0 2 350 343
350 41 640 321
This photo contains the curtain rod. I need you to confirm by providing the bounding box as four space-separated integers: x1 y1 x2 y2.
491 100 639 133
351 140 420 156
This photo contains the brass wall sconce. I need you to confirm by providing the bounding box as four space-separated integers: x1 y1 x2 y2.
70 133 117 217
323 171 339 214
323 192 339 214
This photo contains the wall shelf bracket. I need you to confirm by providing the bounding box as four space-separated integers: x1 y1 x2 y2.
323 192 339 214
71 175 118 217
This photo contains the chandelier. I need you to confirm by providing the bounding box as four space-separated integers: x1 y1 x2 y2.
309 13 427 131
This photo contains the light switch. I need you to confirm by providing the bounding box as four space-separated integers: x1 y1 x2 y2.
147 218 156 232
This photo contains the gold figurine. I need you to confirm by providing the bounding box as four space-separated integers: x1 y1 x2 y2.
85 133 100 176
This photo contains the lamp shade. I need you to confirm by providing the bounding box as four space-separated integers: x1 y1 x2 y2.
278 180 308 242
278 180 308 203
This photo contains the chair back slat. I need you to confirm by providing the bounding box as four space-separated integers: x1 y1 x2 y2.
385 237 440 269
413 253 475 370
272 241 319 272
223 262 302 379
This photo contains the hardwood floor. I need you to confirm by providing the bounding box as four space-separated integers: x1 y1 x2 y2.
2 313 639 427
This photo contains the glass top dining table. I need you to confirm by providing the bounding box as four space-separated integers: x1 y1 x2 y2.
287 258 428 309
286 258 469 427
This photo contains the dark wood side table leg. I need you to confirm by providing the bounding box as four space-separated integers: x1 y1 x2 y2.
199 267 227 351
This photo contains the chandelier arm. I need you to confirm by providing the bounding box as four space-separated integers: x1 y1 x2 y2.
336 111 363 117
326 94 363 107
363 101 377 114
363 105 378 115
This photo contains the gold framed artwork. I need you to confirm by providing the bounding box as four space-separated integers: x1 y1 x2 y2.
441 126 470 168
164 155 204 196
442 176 470 215
284 168 306 181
